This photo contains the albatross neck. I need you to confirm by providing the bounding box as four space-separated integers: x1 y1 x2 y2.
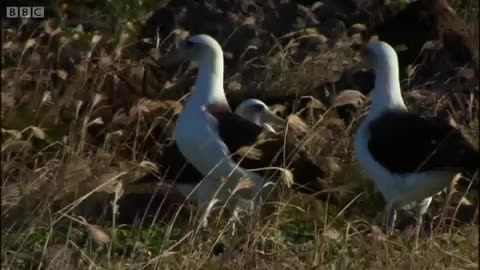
188 49 228 109
370 61 406 118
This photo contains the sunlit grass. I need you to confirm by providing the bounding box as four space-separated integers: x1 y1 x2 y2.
1 1 479 269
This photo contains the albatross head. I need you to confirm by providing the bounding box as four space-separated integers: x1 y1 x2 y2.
234 99 286 133
160 34 224 66
356 41 406 114
159 34 227 109
363 42 400 75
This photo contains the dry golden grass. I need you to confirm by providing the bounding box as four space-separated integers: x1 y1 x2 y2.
1 5 479 270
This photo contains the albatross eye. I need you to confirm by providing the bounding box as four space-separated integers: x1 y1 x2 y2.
252 104 266 112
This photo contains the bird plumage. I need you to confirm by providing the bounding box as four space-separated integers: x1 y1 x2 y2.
140 34 335 218
368 110 479 173
354 41 479 235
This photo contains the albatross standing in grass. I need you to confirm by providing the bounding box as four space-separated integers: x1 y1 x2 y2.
155 34 333 227
354 41 479 239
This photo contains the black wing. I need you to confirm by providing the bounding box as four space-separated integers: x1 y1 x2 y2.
137 111 335 203
211 109 335 201
217 117 336 202
209 110 265 153
368 110 479 173
135 109 265 185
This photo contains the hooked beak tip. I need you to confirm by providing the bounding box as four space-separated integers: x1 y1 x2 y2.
264 124 278 134
262 110 286 131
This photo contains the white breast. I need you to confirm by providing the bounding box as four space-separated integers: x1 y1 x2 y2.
175 107 229 175
354 120 402 201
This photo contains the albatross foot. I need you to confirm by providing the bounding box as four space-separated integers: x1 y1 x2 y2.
383 205 397 235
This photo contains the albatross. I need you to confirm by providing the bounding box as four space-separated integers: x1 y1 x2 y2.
123 98 285 225
354 41 479 239
154 34 333 225
234 98 285 133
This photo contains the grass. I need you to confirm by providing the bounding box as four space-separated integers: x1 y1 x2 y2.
1 1 479 269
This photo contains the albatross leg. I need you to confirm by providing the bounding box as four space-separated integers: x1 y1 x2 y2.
413 208 423 249
440 189 451 229
195 199 221 248
413 197 432 249
217 197 254 263
196 191 243 248
219 205 240 260
196 195 245 260
438 179 456 231
217 177 272 262
384 203 397 235
219 180 271 262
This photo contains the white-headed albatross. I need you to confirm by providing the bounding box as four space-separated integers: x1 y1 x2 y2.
155 34 334 225
234 98 285 133
354 41 479 238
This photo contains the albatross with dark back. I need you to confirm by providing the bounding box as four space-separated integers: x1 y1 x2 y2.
354 41 479 244
135 98 333 201
137 34 335 228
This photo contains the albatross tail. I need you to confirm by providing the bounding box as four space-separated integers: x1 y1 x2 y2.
434 126 480 173
457 146 480 172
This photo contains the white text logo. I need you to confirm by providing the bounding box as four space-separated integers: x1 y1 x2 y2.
6 6 45 18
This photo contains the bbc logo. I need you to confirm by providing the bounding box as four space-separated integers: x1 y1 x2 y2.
6 6 45 18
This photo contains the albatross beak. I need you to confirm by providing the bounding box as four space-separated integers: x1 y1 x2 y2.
261 110 286 133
